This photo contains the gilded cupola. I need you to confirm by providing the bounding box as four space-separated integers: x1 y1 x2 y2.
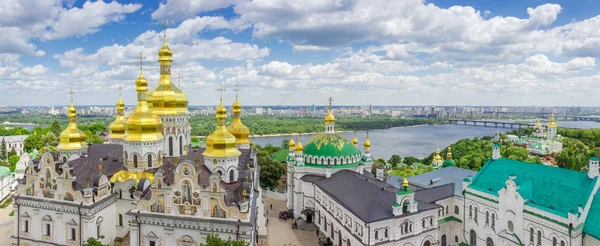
352 130 359 146
123 55 164 142
147 21 189 116
227 91 250 145
434 148 443 161
364 130 371 150
548 113 557 127
288 137 295 149
108 89 126 140
58 89 88 151
294 140 303 152
203 95 241 158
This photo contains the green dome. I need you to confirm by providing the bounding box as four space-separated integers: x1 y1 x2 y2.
442 159 456 168
302 134 361 165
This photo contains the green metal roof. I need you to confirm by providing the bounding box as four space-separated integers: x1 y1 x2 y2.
442 159 456 168
0 166 10 177
470 158 597 218
302 133 361 158
591 157 599 161
271 149 289 162
584 191 600 240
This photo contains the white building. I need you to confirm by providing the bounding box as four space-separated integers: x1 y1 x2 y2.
2 135 27 156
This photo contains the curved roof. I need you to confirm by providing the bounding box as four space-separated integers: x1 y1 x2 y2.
442 159 456 168
303 134 361 158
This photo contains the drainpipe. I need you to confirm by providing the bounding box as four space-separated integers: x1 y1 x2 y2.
136 211 141 246
367 224 370 246
569 223 572 246
236 219 241 240
78 202 83 246
462 190 468 244
15 195 19 246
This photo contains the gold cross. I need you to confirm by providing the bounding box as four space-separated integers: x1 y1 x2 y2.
233 84 240 100
177 72 182 87
117 84 123 96
216 82 225 101
328 97 333 110
138 52 145 72
69 87 75 102
163 18 168 39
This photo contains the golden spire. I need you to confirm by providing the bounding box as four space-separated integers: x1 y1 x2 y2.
325 96 335 124
147 18 189 116
294 136 303 152
446 146 452 160
203 82 240 158
123 52 164 142
288 134 296 148
363 129 371 149
434 148 443 161
108 85 126 140
352 129 358 146
58 87 88 151
548 113 557 127
227 85 250 145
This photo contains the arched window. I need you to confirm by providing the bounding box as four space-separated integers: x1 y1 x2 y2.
430 217 433 226
118 214 123 226
328 159 331 165
553 238 557 246
133 155 138 168
469 205 473 218
96 217 103 238
422 220 425 228
486 238 494 246
486 211 489 225
62 156 67 162
491 213 495 228
347 239 351 246
169 137 173 156
424 240 431 246
474 207 478 221
375 230 378 240
445 205 448 214
229 170 235 182
537 231 542 245
455 205 459 214
179 136 183 156
124 151 128 161
470 230 477 246
384 228 388 238
455 236 459 243
442 235 447 246
334 158 337 165
42 215 52 236
148 155 152 168
561 241 565 246
530 228 534 242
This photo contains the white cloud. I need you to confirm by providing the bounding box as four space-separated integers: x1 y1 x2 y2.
20 65 48 76
152 0 243 21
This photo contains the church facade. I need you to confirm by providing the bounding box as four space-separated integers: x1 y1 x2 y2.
12 27 265 246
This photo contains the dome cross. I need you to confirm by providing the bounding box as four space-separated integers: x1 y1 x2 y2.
69 87 75 103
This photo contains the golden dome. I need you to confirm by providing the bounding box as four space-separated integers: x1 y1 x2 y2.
203 99 241 158
434 148 443 161
288 137 296 148
364 131 371 149
446 147 453 159
123 67 164 142
108 95 126 140
227 95 250 145
352 130 358 146
58 102 88 151
295 141 303 152
147 27 189 116
325 110 335 124
402 177 409 187
548 113 557 127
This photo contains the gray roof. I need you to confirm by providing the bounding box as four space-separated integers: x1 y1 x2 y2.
387 166 476 197
309 170 446 223
2 135 27 142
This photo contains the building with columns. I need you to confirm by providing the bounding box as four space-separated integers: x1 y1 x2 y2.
12 26 265 246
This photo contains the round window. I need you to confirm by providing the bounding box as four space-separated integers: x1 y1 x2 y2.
508 221 514 232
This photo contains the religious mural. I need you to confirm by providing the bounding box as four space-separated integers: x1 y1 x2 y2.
150 195 165 213
210 198 226 218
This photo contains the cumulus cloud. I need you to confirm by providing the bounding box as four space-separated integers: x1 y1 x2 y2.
152 0 243 21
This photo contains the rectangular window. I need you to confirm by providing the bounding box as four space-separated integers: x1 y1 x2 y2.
45 223 51 236
150 241 156 246
97 225 101 238
71 228 76 240
119 214 123 226
23 220 29 232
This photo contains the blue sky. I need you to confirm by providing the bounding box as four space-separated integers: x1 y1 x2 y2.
2 0 600 106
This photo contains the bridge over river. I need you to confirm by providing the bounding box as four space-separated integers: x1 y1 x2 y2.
448 119 535 128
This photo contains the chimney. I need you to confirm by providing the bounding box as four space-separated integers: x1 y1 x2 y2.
492 143 501 160
376 166 385 181
357 163 364 175
588 157 599 179
326 165 332 178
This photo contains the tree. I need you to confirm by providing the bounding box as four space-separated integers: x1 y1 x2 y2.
191 136 199 144
0 137 6 161
8 155 19 171
50 120 62 136
388 155 402 169
9 147 16 157
41 132 59 148
83 236 106 246
24 133 43 152
257 155 285 190
199 233 249 246
281 140 290 149
402 156 420 166
371 159 389 181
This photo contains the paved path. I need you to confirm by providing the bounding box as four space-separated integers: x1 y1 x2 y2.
263 197 319 246
0 200 14 246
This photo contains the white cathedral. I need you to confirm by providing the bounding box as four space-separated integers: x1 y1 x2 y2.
12 28 266 246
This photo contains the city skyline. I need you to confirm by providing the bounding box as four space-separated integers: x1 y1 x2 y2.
2 0 600 106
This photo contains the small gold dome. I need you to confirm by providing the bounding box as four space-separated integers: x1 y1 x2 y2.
58 103 88 151
548 113 557 127
203 99 241 158
108 96 126 140
227 96 250 145
352 131 358 146
288 138 296 148
446 146 453 159
364 134 371 149
434 148 443 161
325 110 335 124
124 71 164 142
402 177 409 187
295 141 303 152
